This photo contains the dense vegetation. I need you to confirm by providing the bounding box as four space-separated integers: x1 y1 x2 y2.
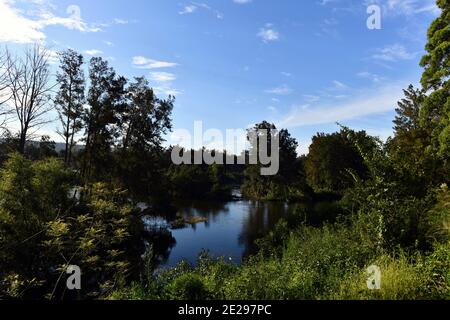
0 0 449 300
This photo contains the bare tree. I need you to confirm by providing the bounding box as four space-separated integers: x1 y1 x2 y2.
0 49 12 128
5 45 54 153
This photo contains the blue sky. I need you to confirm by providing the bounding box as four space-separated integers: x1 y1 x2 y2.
0 0 441 154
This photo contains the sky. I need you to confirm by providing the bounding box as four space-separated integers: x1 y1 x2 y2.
0 0 441 154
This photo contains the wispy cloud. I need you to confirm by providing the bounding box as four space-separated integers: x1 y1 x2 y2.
179 2 224 19
332 80 348 90
278 80 408 128
265 85 292 95
357 71 384 83
132 56 181 96
84 49 103 56
303 94 320 103
364 0 440 16
149 72 176 82
132 56 178 69
371 44 416 62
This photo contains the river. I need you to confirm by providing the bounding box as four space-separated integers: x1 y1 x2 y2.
142 193 302 269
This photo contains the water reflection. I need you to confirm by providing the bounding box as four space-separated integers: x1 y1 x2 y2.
143 198 299 268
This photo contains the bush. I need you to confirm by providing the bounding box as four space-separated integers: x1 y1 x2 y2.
0 154 144 299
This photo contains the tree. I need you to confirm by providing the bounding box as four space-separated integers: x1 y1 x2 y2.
0 50 12 127
82 57 127 182
55 49 85 165
4 45 54 154
116 77 173 198
387 85 441 186
120 77 173 152
420 0 450 159
242 121 307 200
25 135 58 161
305 129 368 193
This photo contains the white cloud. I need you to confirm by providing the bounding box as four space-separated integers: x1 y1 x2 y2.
332 80 348 90
233 0 252 4
0 0 46 43
278 80 408 128
179 5 197 15
37 9 102 33
0 1 123 44
149 72 176 82
357 71 384 83
84 49 103 56
265 85 292 95
364 0 440 16
372 44 416 62
133 58 181 96
132 56 178 69
257 24 280 42
153 85 182 97
113 18 128 25
179 3 224 19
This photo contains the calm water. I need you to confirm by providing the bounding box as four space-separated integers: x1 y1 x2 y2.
143 195 300 268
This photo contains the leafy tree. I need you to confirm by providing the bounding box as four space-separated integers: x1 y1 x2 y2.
115 77 173 199
82 57 127 182
420 0 450 164
305 129 369 193
55 49 85 165
242 121 308 200
387 85 441 189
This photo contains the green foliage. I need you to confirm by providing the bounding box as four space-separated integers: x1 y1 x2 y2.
387 85 445 188
305 129 369 193
115 77 173 199
0 154 144 299
420 0 450 163
166 159 231 200
242 121 311 201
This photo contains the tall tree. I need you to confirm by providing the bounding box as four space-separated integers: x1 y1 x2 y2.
82 57 127 182
387 85 439 184
4 45 53 154
120 77 173 152
55 49 85 165
420 0 450 160
116 77 174 198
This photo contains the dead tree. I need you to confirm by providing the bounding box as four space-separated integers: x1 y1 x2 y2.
5 45 54 153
